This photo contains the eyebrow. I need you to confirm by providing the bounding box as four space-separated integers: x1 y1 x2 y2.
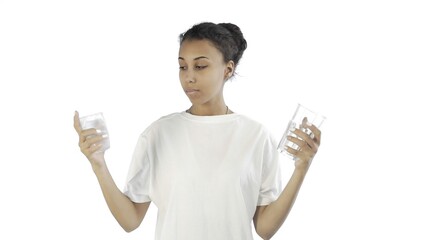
178 56 209 61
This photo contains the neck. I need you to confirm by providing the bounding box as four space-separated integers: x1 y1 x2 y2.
187 104 229 116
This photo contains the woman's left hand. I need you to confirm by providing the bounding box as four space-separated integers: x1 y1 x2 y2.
285 117 322 170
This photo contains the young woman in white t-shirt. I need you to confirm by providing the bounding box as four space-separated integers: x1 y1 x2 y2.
73 22 322 240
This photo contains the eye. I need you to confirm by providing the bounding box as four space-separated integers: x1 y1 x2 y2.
179 66 187 70
195 65 207 70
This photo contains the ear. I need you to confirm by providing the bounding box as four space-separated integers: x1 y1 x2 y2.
224 60 235 80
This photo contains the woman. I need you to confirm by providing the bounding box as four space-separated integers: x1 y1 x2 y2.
73 22 321 240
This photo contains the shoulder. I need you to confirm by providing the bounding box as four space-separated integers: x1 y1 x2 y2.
154 112 183 125
236 114 272 136
138 112 183 136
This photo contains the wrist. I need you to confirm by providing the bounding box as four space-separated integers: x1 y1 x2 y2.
294 162 310 175
90 156 107 174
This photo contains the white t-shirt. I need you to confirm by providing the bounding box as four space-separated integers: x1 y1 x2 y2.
124 112 282 240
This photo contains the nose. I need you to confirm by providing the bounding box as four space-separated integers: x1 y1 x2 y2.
183 69 196 83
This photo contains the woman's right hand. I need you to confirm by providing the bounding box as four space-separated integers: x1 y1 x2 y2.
74 111 106 167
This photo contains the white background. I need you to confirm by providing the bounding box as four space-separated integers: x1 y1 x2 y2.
1 0 426 239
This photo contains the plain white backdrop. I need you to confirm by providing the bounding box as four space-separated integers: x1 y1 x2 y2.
1 0 426 239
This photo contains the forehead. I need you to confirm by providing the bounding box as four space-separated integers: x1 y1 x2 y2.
178 39 223 61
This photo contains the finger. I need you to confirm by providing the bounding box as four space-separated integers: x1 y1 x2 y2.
93 144 103 152
82 143 104 156
73 111 82 133
293 128 318 150
284 145 299 156
287 135 307 149
77 128 99 144
299 117 315 139
302 118 322 144
288 133 319 154
89 143 103 152
80 135 104 148
81 128 100 138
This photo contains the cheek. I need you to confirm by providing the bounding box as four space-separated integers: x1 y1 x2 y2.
179 72 184 83
205 66 224 79
202 72 221 88
210 70 226 86
179 71 191 87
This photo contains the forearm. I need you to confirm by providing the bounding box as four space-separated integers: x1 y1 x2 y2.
256 167 308 239
92 163 142 232
74 112 147 232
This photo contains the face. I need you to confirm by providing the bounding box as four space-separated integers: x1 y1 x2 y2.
178 39 234 106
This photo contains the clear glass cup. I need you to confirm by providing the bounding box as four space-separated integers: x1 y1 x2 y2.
79 112 110 152
278 104 326 160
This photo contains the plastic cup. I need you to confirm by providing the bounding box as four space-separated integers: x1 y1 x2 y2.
79 112 110 152
278 104 325 160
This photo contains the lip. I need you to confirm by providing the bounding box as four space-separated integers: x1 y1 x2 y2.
184 88 199 95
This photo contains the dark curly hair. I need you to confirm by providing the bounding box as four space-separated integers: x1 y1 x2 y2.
179 22 247 75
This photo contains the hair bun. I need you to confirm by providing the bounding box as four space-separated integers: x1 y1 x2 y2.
180 22 248 73
219 23 247 53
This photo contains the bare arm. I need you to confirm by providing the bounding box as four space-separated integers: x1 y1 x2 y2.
74 111 150 232
254 120 321 239
253 167 308 239
92 161 150 232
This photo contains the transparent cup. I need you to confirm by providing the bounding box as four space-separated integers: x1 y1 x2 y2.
278 104 325 160
79 112 110 152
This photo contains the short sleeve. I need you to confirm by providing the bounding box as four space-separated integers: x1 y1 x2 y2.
257 133 282 206
123 133 151 203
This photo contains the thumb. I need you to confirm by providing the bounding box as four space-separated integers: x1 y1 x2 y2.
73 111 82 133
